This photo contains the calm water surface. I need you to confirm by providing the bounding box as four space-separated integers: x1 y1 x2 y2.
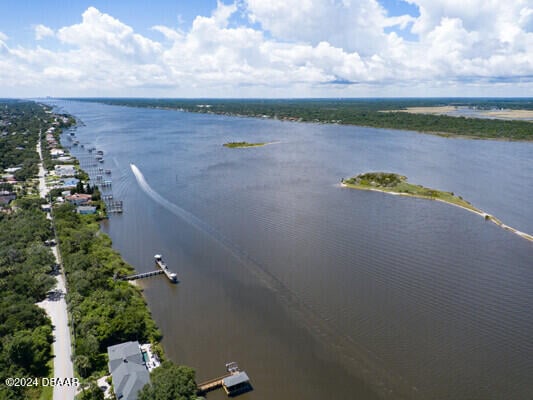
50 100 533 400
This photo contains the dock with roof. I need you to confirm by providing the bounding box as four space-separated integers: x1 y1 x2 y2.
197 362 252 397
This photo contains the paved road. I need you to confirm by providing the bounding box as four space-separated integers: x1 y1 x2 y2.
35 136 77 400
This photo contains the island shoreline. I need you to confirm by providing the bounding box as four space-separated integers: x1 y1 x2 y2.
341 182 533 243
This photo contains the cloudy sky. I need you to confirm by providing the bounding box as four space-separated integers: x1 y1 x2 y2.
1 0 531 97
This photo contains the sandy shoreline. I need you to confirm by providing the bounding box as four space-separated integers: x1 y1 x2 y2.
341 183 533 243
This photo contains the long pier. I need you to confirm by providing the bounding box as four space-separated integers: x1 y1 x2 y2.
121 270 164 281
118 255 177 283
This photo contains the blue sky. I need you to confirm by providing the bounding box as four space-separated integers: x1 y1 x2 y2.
0 0 420 44
0 1 531 97
1 1 210 40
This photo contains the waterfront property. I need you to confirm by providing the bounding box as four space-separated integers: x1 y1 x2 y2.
108 341 150 400
197 362 252 397
61 177 80 188
66 193 92 205
139 343 161 372
50 148 65 157
54 164 76 177
76 205 97 214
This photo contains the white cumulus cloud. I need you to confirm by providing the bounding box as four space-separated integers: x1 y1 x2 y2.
0 1 531 97
245 0 399 56
57 7 162 60
34 24 54 40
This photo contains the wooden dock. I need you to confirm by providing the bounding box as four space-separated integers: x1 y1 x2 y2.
121 270 164 281
106 200 123 213
197 373 232 394
197 362 251 397
118 255 177 283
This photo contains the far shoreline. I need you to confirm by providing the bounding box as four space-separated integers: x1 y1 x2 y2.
83 101 533 142
175 107 533 142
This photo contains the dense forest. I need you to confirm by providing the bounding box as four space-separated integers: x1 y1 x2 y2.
0 101 44 181
0 100 74 181
0 198 56 400
74 98 533 140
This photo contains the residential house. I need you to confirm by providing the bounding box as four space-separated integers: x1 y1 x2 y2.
107 341 150 400
50 148 65 158
66 193 92 205
0 190 16 205
61 178 79 188
54 165 76 177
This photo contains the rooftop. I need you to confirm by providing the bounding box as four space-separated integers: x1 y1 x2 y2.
222 371 250 388
108 341 150 400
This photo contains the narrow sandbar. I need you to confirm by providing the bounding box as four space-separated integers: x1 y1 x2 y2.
223 141 280 148
342 172 533 243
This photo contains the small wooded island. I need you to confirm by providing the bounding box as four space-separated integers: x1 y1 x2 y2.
341 172 533 242
342 172 477 211
223 141 266 148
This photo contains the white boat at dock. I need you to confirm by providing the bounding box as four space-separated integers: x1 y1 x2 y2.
154 254 178 282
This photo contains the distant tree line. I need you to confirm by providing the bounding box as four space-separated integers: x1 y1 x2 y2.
75 98 533 140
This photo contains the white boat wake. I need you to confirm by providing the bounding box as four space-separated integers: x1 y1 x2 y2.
130 163 288 292
130 163 215 236
129 163 427 397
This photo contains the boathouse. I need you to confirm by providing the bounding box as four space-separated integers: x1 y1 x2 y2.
222 371 251 395
107 341 150 400
197 362 252 397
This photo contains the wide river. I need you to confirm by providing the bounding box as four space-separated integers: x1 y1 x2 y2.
49 100 532 400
